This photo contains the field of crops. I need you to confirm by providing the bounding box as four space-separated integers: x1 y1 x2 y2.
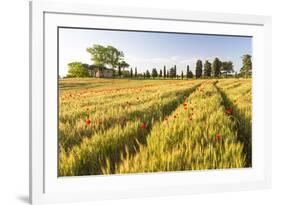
58 78 252 176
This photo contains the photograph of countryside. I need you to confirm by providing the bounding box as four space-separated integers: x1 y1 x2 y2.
58 28 252 176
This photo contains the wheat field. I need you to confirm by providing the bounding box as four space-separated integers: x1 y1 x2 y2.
58 78 251 176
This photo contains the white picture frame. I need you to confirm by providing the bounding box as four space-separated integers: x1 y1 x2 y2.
29 1 272 204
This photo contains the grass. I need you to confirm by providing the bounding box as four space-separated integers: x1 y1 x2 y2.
58 78 252 176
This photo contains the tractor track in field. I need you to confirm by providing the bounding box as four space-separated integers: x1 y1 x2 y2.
215 83 252 167
103 83 202 174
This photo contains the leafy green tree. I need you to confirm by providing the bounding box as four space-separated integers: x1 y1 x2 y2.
86 45 107 67
212 57 222 77
187 70 193 78
240 54 252 78
117 60 129 78
163 65 167 78
159 69 163 78
195 60 203 78
67 62 90 77
169 65 177 78
83 64 95 77
169 67 174 78
152 68 158 78
106 46 124 69
118 61 129 71
118 65 122 77
122 70 130 77
134 67 137 78
167 71 170 78
130 68 133 78
146 70 151 78
203 60 212 77
181 71 184 79
186 65 190 79
221 61 234 77
86 44 127 71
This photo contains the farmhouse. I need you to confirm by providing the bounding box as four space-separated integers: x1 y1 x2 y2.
95 68 113 78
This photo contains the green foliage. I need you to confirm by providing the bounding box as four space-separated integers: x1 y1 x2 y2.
146 70 151 78
118 60 129 70
169 65 177 78
240 54 252 78
86 45 107 67
118 66 122 77
203 60 212 77
86 44 128 70
187 70 193 78
212 57 222 77
195 60 203 78
152 68 158 78
159 69 163 78
163 66 167 78
67 62 90 78
122 70 130 77
221 61 234 77
130 68 133 78
134 67 138 77
186 65 190 78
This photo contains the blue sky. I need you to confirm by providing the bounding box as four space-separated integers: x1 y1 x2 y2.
59 28 252 76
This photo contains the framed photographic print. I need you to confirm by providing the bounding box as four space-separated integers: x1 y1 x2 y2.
29 1 272 204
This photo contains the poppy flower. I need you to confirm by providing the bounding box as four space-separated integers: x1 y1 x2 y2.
215 134 221 140
189 117 192 121
85 119 91 126
174 115 177 119
183 103 187 107
226 108 232 115
140 123 146 129
183 97 187 101
184 107 187 110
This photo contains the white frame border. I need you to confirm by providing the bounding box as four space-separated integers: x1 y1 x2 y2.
30 1 272 204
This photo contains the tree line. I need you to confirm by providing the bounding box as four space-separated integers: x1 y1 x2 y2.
65 44 252 79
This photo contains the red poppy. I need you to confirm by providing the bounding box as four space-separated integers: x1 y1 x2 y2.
226 108 232 115
174 115 177 119
183 103 187 107
140 123 146 129
215 134 221 140
85 119 91 126
183 97 187 101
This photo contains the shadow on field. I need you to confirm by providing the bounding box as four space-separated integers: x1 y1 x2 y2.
215 84 252 167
